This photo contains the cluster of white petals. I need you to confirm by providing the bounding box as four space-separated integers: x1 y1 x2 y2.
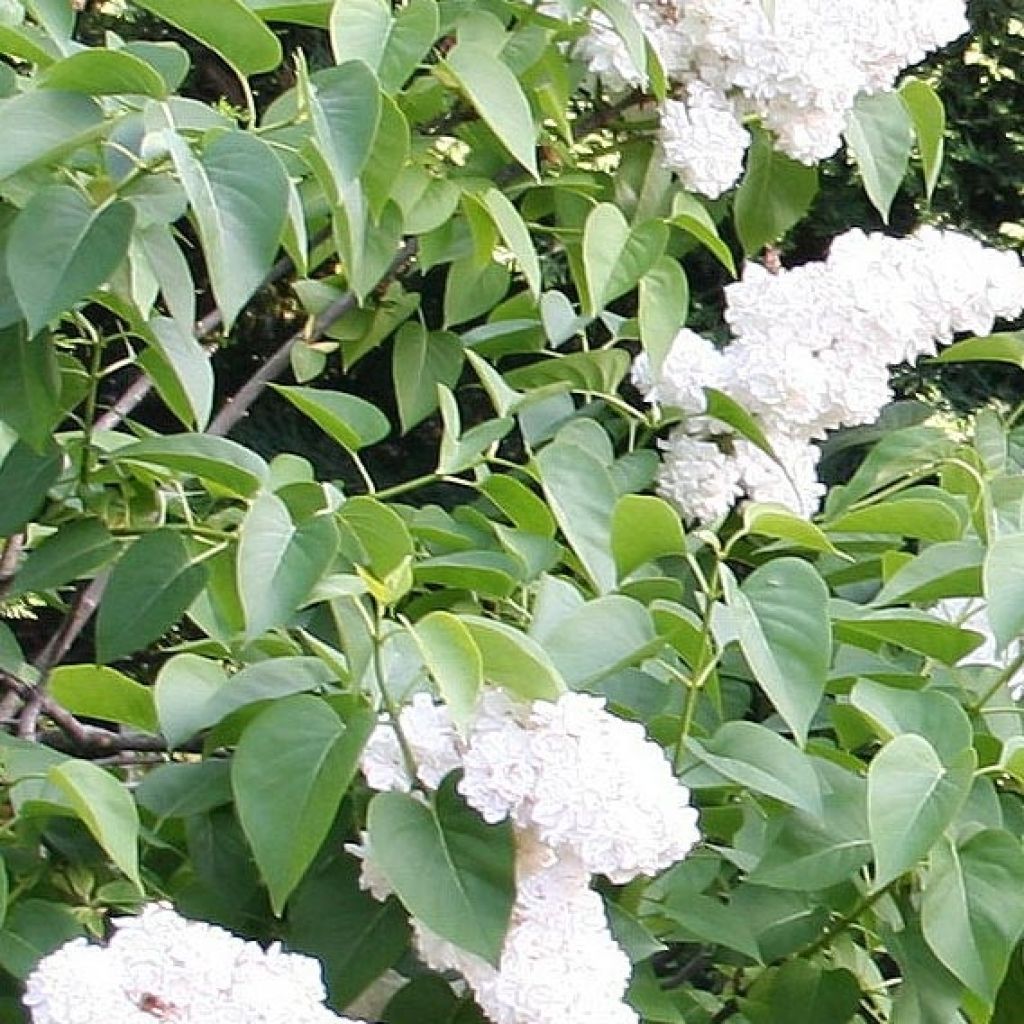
639 228 1024 523
545 0 968 195
933 597 1024 701
414 836 637 1024
357 689 700 1024
24 903 361 1024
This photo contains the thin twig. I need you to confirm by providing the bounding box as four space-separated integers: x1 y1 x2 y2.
0 534 24 602
206 239 419 436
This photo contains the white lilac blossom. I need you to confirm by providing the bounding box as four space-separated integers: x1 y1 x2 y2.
23 903 362 1024
643 228 1024 523
660 83 750 199
412 836 637 1024
933 597 1024 701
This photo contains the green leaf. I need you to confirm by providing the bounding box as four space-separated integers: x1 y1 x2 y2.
164 128 288 329
743 962 861 1024
237 494 339 639
900 78 945 199
286 855 411 1009
538 595 658 689
734 129 818 255
392 323 464 433
611 494 686 578
0 442 62 537
436 385 513 474
984 533 1024 650
445 41 538 179
850 681 972 766
582 204 668 314
704 388 775 459
49 665 158 733
844 90 914 223
367 775 516 965
688 721 823 818
330 0 438 94
0 901 82 980
461 616 565 701
479 475 555 537
414 551 522 598
113 434 269 498
867 734 974 887
141 315 214 430
638 256 688 377
48 760 141 887
742 503 840 556
827 499 963 543
95 529 209 664
921 832 1024 1004
39 49 168 97
723 559 830 746
0 90 103 182
244 0 332 25
339 495 414 578
271 385 390 451
0 325 60 451
873 539 983 607
132 0 282 74
411 612 483 733
670 192 736 276
135 760 233 820
479 188 542 299
935 331 1024 368
234 695 375 914
9 519 117 597
535 442 618 594
8 186 135 336
834 605 983 666
154 654 227 748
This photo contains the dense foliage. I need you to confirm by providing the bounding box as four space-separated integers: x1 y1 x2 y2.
2 2 1024 1024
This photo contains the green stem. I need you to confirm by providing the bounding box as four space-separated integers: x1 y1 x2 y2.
375 471 442 501
109 523 234 542
78 328 106 489
970 649 1024 713
791 879 899 961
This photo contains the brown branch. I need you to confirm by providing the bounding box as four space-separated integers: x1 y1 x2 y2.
206 238 419 436
0 533 24 602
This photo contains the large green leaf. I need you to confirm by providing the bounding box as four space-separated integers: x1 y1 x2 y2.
233 695 375 914
582 203 667 314
867 734 974 887
535 442 617 594
921 832 1024 1004
934 331 1024 368
49 665 158 733
9 519 117 598
0 901 83 981
154 654 228 748
113 434 269 498
237 494 338 639
984 533 1024 650
132 0 282 74
479 188 542 299
0 326 60 452
39 49 167 97
0 442 61 537
742 962 861 1024
445 41 538 179
0 90 103 182
844 90 914 223
286 855 411 1008
271 385 390 451
638 256 688 377
611 494 686 578
826 499 963 543
142 315 214 430
833 604 983 666
95 529 209 664
47 760 141 887
164 128 288 328
8 186 135 336
392 324 464 433
688 721 823 818
734 129 818 255
462 616 565 701
723 559 830 746
411 612 483 733
873 539 983 607
330 0 438 94
367 776 516 965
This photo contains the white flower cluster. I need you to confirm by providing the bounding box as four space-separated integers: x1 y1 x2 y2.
24 903 362 1024
545 0 968 196
638 227 1024 523
933 597 1024 701
357 689 701 1024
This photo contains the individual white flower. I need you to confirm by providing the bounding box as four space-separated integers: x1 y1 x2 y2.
24 904 364 1024
660 83 750 197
